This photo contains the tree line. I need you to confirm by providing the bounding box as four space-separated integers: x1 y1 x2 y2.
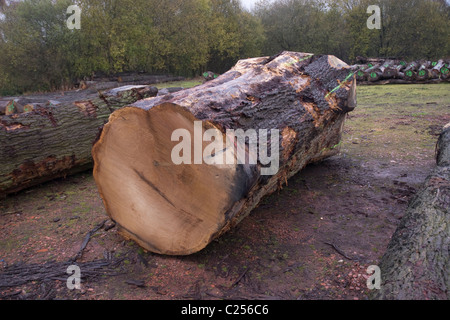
255 0 449 65
0 0 448 95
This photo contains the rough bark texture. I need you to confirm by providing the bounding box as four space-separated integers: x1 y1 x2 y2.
372 123 450 300
92 51 357 255
379 60 397 79
0 85 158 196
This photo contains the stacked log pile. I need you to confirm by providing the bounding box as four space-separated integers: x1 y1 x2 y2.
202 71 220 82
0 85 159 196
352 58 450 84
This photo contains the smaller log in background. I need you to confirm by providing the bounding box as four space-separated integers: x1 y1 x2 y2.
371 123 450 300
351 58 450 85
0 85 158 196
79 73 185 93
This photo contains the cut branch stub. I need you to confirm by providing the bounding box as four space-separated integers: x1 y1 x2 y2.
92 51 357 255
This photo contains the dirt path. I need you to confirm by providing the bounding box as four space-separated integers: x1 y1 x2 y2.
0 83 449 300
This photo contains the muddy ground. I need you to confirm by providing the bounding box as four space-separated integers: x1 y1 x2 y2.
0 83 449 300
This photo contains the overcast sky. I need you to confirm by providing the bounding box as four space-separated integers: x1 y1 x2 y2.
241 0 260 10
240 0 450 10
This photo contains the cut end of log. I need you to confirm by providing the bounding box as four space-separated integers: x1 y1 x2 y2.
93 103 251 255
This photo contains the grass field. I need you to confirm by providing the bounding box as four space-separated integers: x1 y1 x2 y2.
155 78 203 90
344 83 450 163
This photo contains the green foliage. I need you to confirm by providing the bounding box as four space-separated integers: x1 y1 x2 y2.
377 0 450 60
0 0 448 95
0 0 265 93
0 0 78 93
207 0 265 72
255 0 450 62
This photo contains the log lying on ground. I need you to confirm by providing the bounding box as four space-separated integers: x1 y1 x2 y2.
92 51 357 255
372 123 450 300
0 85 158 196
80 74 185 92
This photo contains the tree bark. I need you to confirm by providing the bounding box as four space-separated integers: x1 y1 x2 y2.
371 123 450 300
380 60 398 79
92 51 357 255
0 100 8 115
355 67 367 82
416 63 430 81
364 64 382 82
403 61 419 81
0 85 158 196
431 60 446 78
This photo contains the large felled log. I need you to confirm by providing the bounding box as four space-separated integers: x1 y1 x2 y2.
0 85 158 196
92 51 357 255
372 123 450 300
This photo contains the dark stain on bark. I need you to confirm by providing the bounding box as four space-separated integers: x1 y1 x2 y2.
35 106 58 127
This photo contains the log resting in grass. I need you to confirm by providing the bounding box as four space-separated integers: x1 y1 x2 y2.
0 85 158 196
371 123 450 300
92 51 357 255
